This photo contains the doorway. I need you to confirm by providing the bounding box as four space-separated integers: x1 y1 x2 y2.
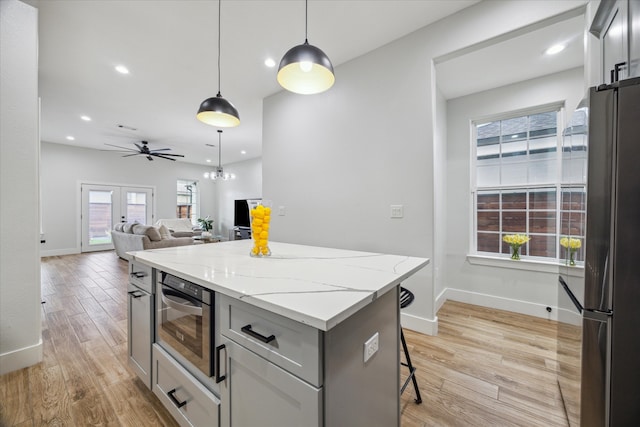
81 184 154 252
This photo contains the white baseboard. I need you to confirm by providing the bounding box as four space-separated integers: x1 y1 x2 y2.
401 312 438 336
0 339 43 375
40 248 79 257
438 288 558 321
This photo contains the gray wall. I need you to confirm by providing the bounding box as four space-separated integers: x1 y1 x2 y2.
262 0 587 334
0 0 42 374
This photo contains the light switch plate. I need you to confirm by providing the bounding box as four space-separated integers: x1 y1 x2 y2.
390 205 403 218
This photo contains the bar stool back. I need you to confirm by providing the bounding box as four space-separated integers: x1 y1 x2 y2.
400 287 422 404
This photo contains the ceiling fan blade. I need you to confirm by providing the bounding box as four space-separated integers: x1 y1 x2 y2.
147 155 154 161
134 142 144 151
152 154 177 161
104 143 138 152
148 148 171 152
153 153 184 157
122 153 141 157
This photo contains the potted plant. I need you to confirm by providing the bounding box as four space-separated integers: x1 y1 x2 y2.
197 216 214 238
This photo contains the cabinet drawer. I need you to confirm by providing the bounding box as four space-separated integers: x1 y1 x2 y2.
129 261 153 293
219 295 322 386
153 345 220 427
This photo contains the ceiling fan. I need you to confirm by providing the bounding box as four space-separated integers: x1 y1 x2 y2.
103 141 185 161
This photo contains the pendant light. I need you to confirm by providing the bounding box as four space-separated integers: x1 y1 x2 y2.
204 130 235 181
277 0 335 95
197 0 240 127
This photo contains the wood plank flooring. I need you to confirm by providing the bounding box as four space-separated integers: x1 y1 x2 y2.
0 251 567 426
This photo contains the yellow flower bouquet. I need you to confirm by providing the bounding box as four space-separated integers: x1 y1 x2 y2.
560 236 581 266
503 234 531 260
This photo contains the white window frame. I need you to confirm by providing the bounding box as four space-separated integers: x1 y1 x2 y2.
470 103 567 263
177 179 199 224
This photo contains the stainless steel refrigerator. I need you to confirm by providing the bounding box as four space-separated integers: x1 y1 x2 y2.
558 77 640 427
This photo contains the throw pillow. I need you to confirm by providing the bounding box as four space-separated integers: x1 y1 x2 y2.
123 222 138 233
114 223 124 232
158 224 173 240
132 224 162 241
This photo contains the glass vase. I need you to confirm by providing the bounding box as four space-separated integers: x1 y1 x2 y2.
510 245 521 260
569 249 576 266
249 200 272 257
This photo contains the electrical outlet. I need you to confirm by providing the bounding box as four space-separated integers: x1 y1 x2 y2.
363 332 379 363
278 206 286 216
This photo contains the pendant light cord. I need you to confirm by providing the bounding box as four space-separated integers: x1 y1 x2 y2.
218 130 222 169
217 0 222 95
305 0 308 43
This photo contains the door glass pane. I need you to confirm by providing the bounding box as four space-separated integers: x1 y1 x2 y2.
127 191 147 224
88 190 113 245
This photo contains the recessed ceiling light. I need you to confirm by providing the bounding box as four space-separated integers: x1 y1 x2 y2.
115 65 130 74
240 150 247 155
66 136 75 141
545 44 565 55
264 58 276 68
80 115 91 121
206 159 211 163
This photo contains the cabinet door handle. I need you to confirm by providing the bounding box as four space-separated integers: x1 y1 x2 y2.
614 62 626 82
167 388 187 408
130 271 146 279
127 290 144 299
215 344 226 383
241 324 276 344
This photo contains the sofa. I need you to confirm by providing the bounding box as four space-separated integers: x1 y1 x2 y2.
155 218 202 237
111 222 194 260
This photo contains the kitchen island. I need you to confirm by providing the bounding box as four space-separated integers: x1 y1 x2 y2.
129 240 429 427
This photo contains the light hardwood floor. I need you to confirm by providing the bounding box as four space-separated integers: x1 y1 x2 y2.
0 251 567 426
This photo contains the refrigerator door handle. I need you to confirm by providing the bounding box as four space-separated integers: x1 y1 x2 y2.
583 309 612 322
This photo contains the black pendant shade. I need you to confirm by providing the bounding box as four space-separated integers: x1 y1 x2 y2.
197 92 240 128
277 40 335 94
196 0 240 128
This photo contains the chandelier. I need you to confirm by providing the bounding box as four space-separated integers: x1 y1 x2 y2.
204 130 235 181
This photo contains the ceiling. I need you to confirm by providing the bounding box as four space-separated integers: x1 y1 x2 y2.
31 0 584 167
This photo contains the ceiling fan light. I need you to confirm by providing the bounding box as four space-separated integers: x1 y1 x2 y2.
197 93 240 127
277 42 335 94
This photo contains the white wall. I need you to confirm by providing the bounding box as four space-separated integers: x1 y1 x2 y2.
40 142 219 256
263 0 587 335
40 142 262 255
213 157 262 240
0 0 42 374
443 67 585 319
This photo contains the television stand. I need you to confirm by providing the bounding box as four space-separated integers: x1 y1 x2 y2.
229 226 251 241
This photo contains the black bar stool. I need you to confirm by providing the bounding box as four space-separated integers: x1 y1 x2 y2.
400 287 422 404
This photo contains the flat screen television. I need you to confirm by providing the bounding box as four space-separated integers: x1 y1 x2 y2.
234 199 261 228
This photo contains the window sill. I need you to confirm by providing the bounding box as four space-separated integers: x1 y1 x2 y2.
467 254 585 275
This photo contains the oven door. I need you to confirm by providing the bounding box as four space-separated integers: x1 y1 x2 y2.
157 285 213 377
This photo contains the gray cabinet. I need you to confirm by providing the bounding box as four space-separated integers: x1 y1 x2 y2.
591 0 640 83
218 294 322 427
127 261 154 388
153 345 221 427
217 290 400 427
629 0 640 78
218 339 321 427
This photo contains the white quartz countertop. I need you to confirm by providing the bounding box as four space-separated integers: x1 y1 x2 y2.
131 240 429 331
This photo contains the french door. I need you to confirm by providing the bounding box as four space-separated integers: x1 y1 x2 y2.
81 184 154 252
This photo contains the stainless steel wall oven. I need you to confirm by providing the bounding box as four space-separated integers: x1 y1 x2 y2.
156 271 216 387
